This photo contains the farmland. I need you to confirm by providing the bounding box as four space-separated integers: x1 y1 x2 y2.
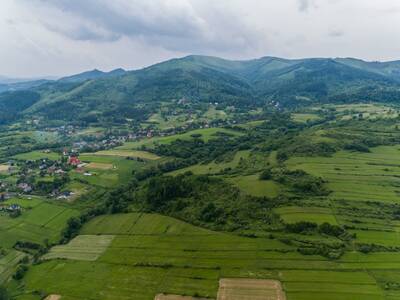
0 197 79 248
3 101 400 299
14 213 389 300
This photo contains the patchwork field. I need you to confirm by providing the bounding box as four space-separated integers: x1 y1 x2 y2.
291 113 321 123
0 250 26 284
86 162 114 170
75 154 146 187
117 128 243 150
13 151 60 161
217 278 286 300
0 197 79 248
0 164 9 172
287 145 400 204
274 206 337 225
16 213 392 300
93 149 161 160
43 235 114 261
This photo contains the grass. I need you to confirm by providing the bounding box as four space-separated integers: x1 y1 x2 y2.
291 113 321 123
43 235 114 261
17 213 388 300
0 250 26 284
13 151 60 161
117 128 243 150
0 198 79 248
73 154 146 187
92 149 161 160
274 206 338 225
228 174 280 198
287 145 400 204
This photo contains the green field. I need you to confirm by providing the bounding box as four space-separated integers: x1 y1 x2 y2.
291 113 321 123
274 206 338 225
117 128 243 150
73 154 146 187
43 235 114 261
13 151 60 161
92 149 161 160
16 213 389 300
228 174 280 198
0 197 79 248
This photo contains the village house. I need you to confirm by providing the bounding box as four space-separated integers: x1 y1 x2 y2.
17 183 32 193
68 156 81 166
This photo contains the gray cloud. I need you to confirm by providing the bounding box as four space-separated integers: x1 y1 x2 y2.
328 30 344 38
2 0 400 77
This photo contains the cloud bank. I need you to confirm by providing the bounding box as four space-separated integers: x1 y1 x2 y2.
1 0 400 77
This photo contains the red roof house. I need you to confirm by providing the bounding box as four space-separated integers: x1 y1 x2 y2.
68 156 81 166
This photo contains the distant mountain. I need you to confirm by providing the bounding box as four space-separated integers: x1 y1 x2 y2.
59 68 127 83
2 55 400 124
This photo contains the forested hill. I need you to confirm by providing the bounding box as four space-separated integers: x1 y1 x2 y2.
2 55 400 123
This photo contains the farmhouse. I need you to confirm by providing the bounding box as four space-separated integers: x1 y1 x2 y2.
68 156 81 166
17 183 32 193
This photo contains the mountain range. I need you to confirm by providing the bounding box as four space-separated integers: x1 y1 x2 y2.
1 55 400 124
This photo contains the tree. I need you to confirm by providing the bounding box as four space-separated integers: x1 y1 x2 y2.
0 286 9 300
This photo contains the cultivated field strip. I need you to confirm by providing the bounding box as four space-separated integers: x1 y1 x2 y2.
43 235 115 261
19 213 392 300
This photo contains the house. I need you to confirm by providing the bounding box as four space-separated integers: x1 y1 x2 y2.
17 183 32 193
7 204 21 211
68 156 81 166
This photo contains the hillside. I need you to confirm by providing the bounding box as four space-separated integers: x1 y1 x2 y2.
1 55 400 124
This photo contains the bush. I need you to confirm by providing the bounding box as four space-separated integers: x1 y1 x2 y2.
259 169 272 180
286 221 318 233
13 264 28 280
0 286 9 300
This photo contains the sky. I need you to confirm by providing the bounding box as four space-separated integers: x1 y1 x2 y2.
1 0 400 78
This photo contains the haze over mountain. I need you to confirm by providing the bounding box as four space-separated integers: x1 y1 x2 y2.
1 55 400 125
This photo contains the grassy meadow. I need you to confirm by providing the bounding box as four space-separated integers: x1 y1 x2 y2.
15 213 388 300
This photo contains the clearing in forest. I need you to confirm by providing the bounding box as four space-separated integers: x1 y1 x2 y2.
217 278 286 300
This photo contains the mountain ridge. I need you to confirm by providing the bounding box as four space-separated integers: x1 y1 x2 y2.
2 54 400 124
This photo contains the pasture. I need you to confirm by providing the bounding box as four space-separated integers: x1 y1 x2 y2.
13 151 60 161
117 128 243 150
93 149 161 160
17 213 389 300
291 113 321 123
43 235 114 261
0 198 79 248
228 175 280 198
274 206 337 225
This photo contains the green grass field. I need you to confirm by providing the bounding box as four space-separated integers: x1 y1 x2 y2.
15 213 390 300
274 206 338 225
0 198 79 248
228 174 280 198
291 113 321 123
43 235 114 261
13 151 60 161
92 149 161 160
117 128 243 150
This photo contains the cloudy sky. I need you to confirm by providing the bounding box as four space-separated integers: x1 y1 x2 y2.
2 0 400 77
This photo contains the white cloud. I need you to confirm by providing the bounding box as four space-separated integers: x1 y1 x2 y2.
1 0 400 77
